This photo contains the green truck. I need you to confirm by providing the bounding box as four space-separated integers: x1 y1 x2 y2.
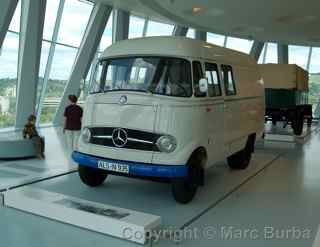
260 64 312 135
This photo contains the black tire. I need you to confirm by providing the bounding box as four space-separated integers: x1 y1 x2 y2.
293 112 304 136
171 150 205 204
78 165 108 187
307 118 312 128
227 135 254 170
171 178 198 204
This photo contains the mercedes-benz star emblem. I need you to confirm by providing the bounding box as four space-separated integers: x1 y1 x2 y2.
112 128 128 148
119 95 127 105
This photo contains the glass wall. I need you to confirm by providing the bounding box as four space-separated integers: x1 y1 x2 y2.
257 43 278 64
289 45 309 70
0 1 21 128
57 0 93 47
99 13 113 51
207 33 225 46
309 48 320 110
186 28 195 39
38 0 94 124
129 16 145 39
226 37 253 54
0 32 19 128
146 20 174 36
40 45 78 123
264 43 278 63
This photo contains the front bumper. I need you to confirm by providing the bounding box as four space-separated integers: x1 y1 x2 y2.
72 151 188 178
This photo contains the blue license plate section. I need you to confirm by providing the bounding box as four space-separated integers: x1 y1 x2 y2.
97 160 129 174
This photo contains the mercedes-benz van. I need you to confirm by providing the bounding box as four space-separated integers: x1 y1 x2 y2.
72 36 265 204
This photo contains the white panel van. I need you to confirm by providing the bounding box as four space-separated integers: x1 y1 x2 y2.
72 36 265 204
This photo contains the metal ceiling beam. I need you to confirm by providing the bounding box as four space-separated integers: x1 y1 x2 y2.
0 0 18 49
277 44 289 64
195 30 207 41
53 3 112 126
15 0 47 128
250 41 265 61
112 9 129 42
172 25 188 36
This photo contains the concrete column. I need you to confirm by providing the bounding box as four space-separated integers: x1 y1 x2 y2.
306 47 313 71
112 9 129 42
277 44 289 64
0 0 18 49
172 25 188 36
223 36 228 47
262 43 268 63
15 0 46 128
250 41 264 61
53 3 112 126
195 30 207 41
142 18 149 37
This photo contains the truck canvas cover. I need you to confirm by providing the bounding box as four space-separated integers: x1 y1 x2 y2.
259 64 309 91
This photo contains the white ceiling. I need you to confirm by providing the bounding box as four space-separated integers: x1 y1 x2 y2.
95 0 320 47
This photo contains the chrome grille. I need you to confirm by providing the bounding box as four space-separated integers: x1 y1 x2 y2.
88 127 161 152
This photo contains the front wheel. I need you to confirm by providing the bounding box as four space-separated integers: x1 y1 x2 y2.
171 150 205 204
78 165 108 187
171 178 198 204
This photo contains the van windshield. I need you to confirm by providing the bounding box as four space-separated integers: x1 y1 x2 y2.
91 57 192 97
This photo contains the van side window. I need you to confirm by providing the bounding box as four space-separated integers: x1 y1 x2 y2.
205 63 222 97
221 65 236 96
193 61 206 97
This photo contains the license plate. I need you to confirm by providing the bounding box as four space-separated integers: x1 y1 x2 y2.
97 160 129 174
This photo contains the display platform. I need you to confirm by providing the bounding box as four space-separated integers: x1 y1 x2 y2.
3 187 161 244
0 128 77 192
264 122 319 143
3 150 278 246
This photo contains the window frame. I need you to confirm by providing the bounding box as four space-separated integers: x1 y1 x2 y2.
204 62 222 97
192 60 207 98
221 64 237 96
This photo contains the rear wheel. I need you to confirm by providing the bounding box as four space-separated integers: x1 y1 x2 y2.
307 118 312 128
227 135 255 170
171 150 205 204
293 109 304 135
78 165 108 187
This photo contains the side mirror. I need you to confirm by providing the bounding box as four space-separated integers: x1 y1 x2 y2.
199 78 208 93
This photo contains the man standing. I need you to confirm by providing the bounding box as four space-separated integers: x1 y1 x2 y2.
63 95 83 151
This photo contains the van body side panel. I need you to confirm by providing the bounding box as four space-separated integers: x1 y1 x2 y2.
224 65 264 155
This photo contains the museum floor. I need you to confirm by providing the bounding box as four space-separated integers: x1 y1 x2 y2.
0 125 320 247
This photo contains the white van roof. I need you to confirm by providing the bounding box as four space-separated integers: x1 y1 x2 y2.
101 36 256 66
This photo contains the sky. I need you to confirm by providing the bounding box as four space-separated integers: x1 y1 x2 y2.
1 0 320 81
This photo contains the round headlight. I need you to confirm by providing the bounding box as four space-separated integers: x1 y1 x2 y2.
156 135 177 153
82 128 91 143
